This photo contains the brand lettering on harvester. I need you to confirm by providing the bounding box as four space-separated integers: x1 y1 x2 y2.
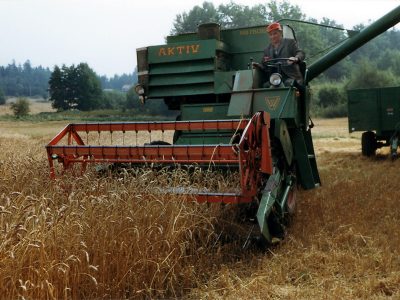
158 44 200 56
239 28 265 36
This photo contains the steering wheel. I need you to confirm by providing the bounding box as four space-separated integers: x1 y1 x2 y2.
262 57 294 68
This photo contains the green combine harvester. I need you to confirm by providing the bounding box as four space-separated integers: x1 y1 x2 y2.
47 6 400 245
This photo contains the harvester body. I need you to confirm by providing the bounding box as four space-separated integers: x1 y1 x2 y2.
46 5 400 244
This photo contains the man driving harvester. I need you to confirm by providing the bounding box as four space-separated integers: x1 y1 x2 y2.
254 22 305 88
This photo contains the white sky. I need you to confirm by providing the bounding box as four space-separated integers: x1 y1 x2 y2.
0 0 398 77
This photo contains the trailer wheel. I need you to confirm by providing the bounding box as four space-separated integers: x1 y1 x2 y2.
361 131 377 156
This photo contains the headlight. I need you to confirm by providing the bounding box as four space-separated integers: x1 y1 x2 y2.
269 73 282 87
134 84 144 95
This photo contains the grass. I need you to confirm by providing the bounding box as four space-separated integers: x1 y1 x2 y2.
0 117 399 299
189 151 400 299
0 137 234 298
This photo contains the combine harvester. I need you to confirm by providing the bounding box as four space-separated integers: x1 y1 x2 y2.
47 6 400 244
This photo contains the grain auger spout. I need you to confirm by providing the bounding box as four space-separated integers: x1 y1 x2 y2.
47 6 400 246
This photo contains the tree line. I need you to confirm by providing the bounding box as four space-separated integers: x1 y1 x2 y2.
0 61 51 99
0 60 137 98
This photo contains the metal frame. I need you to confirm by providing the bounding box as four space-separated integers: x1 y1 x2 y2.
46 112 272 204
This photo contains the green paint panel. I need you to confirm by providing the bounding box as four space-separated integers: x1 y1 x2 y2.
149 60 215 75
348 89 380 132
219 26 268 70
380 87 400 132
256 169 283 242
228 91 252 117
148 84 213 97
274 120 293 165
175 132 233 145
149 72 214 86
214 71 235 94
348 87 400 134
175 103 232 145
227 70 256 117
292 128 320 190
181 103 229 120
252 88 298 121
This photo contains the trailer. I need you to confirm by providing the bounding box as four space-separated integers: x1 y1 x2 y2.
348 86 400 158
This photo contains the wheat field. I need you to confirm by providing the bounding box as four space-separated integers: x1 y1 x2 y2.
0 116 399 299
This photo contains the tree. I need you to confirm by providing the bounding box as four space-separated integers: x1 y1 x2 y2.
317 85 343 108
377 49 400 77
217 3 267 28
74 63 102 111
171 2 219 34
101 90 126 110
171 0 306 34
48 63 102 111
96 72 137 91
48 65 68 111
10 97 30 117
347 59 400 89
0 88 5 105
266 0 304 21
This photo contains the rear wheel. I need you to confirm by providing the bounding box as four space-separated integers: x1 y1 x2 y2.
361 131 377 156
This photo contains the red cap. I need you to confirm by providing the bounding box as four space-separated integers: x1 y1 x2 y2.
267 22 282 33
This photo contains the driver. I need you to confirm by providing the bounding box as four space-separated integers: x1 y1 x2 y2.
254 22 305 87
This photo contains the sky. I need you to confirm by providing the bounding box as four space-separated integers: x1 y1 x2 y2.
0 0 399 77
